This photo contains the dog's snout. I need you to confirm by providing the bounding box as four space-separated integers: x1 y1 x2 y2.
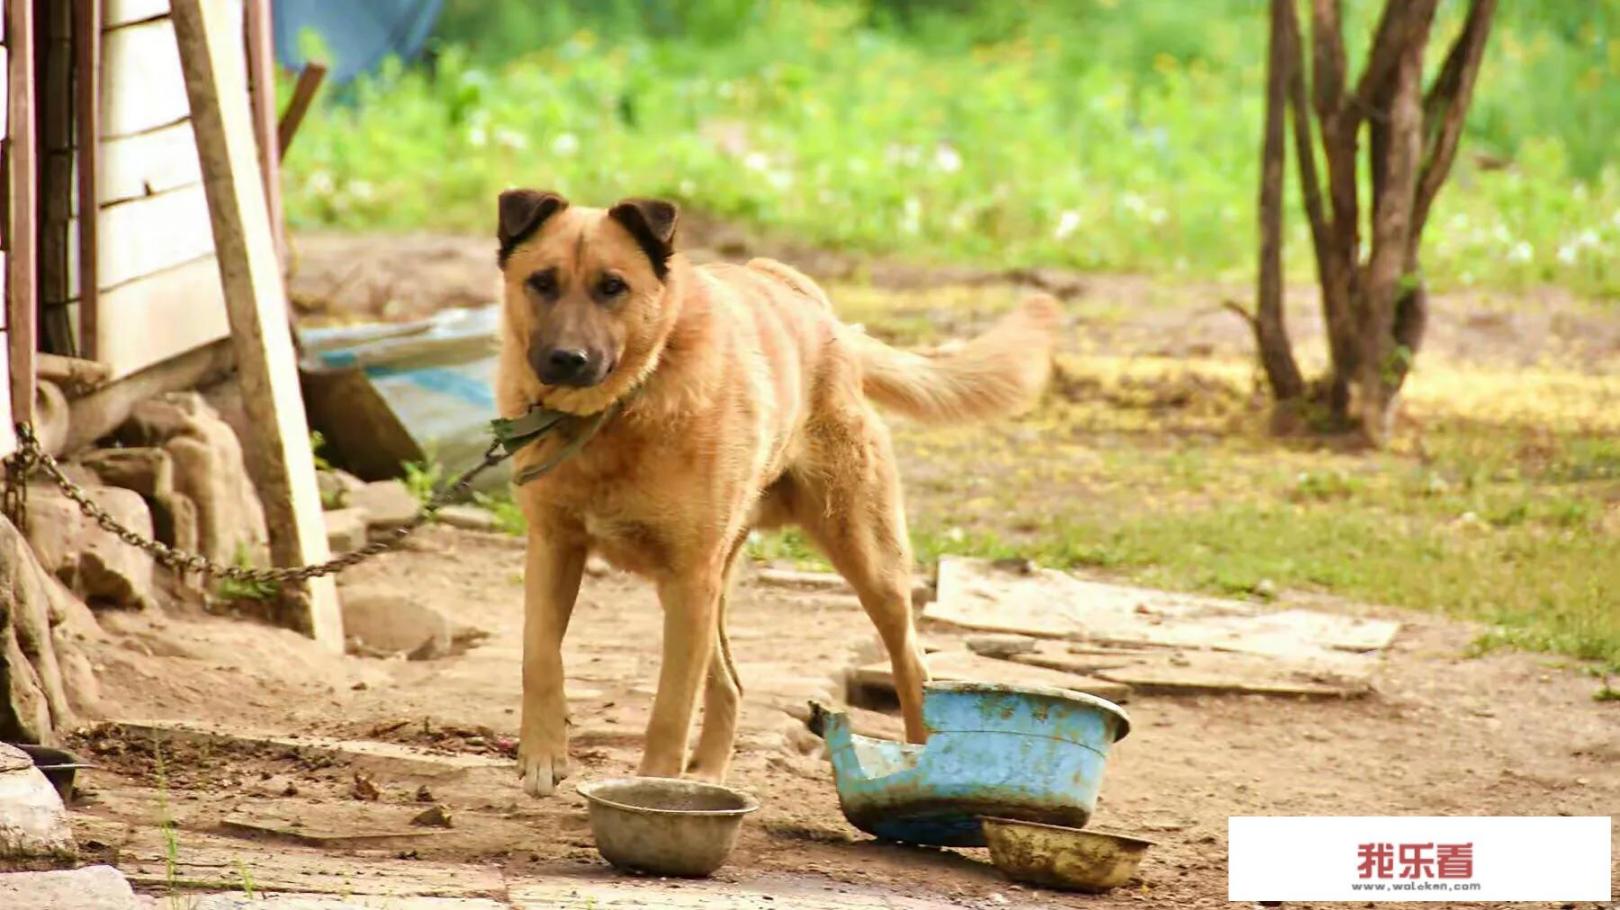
535 345 606 387
549 348 589 374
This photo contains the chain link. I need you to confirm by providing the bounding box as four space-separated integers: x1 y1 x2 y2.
5 423 513 586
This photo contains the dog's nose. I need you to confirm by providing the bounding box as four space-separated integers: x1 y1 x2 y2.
539 347 592 385
549 349 589 374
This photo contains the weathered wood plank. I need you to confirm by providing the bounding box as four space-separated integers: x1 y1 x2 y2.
63 338 234 453
6 0 36 423
101 18 189 138
0 332 14 457
76 0 103 359
66 182 214 293
243 0 282 258
104 0 171 29
171 0 344 650
92 254 230 378
97 119 200 204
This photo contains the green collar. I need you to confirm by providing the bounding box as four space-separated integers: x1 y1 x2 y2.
489 400 625 486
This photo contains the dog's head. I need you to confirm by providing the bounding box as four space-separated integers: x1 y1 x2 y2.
497 190 680 408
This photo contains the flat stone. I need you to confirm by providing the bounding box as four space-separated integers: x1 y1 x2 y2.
433 505 496 533
339 589 451 657
0 744 76 859
0 866 135 909
324 508 370 555
349 480 421 531
194 893 507 909
77 447 170 499
965 634 1039 659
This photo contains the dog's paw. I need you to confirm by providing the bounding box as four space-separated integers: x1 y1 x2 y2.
518 749 572 797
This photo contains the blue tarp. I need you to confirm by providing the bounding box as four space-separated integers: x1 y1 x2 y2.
272 0 445 86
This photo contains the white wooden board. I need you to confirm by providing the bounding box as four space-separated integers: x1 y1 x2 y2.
102 18 190 138
67 182 214 293
105 0 172 29
92 254 229 378
926 557 1400 660
0 46 8 135
97 119 201 204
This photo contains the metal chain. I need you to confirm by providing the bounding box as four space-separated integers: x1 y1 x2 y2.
6 422 513 586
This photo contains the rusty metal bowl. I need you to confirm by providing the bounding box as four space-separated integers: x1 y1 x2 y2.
577 777 759 877
981 817 1154 892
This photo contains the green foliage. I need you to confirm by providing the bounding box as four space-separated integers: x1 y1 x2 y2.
215 543 279 603
402 457 447 505
473 491 529 536
284 0 1620 297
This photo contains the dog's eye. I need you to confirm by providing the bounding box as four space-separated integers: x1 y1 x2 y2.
598 276 628 297
527 270 558 296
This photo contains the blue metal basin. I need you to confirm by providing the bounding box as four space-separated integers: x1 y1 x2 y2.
820 681 1130 847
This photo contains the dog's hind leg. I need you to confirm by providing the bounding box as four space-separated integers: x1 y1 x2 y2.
794 422 931 744
687 537 748 781
518 525 587 797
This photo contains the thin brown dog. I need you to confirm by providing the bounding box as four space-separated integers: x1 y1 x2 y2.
495 190 1059 796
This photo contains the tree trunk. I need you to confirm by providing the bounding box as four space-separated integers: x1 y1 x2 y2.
1253 0 1306 407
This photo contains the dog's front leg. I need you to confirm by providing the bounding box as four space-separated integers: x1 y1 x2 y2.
639 570 724 778
519 527 587 797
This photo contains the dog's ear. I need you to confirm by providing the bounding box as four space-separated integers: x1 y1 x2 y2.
608 198 678 279
497 189 568 266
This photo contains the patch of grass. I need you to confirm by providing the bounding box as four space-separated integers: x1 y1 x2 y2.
402 456 447 506
152 736 185 910
884 344 1620 674
214 543 279 603
284 1 1620 298
745 528 829 570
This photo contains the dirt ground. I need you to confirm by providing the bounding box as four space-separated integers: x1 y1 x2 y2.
45 230 1620 907
62 526 1620 908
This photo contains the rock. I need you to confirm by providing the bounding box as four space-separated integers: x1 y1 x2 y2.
122 393 269 565
316 469 366 510
410 804 454 828
435 504 496 533
77 447 167 499
338 588 451 657
77 446 201 553
323 508 369 554
25 484 157 610
0 866 139 908
966 634 1039 659
349 480 420 531
0 517 100 741
0 744 76 859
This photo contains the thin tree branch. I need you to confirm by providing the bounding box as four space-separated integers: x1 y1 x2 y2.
1282 0 1329 271
1412 0 1497 245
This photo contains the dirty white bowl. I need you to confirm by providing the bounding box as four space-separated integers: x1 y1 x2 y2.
577 777 759 877
981 816 1154 892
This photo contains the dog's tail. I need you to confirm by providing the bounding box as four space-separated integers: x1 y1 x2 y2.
850 293 1062 423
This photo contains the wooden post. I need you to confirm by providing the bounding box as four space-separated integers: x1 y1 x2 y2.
6 0 36 425
73 0 100 360
169 0 343 652
276 62 325 157
242 0 283 261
